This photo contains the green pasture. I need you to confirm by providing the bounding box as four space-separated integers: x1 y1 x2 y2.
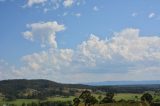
0 93 160 106
114 93 142 101
0 99 39 106
47 96 75 101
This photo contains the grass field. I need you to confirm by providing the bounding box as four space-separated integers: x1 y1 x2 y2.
0 96 75 106
0 93 159 106
92 93 142 101
0 99 39 106
47 96 75 101
114 93 142 101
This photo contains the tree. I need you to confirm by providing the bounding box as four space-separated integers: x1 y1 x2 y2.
79 90 98 106
79 90 91 106
5 95 16 101
31 102 37 106
37 93 46 100
98 95 102 103
135 95 138 101
73 98 80 106
89 96 98 106
141 93 153 104
101 92 114 103
22 102 26 106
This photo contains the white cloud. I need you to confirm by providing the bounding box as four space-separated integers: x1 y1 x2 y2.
63 0 74 7
1 27 160 83
21 48 74 75
74 13 81 17
23 31 33 41
23 0 86 15
148 12 155 19
93 6 99 11
79 28 160 63
22 28 160 82
23 21 65 48
27 0 47 7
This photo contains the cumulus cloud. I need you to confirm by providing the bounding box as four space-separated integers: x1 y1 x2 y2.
22 49 73 71
1 27 160 83
23 21 65 48
22 28 160 81
63 0 74 7
83 29 155 64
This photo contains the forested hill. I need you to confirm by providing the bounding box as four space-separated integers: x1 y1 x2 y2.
0 79 160 100
0 79 91 92
0 79 91 99
0 79 90 90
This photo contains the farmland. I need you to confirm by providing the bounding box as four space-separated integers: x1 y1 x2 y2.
0 80 160 106
0 93 160 106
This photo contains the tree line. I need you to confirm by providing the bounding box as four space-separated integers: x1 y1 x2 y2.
73 90 157 106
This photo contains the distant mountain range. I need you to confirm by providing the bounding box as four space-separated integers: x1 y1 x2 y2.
85 80 160 86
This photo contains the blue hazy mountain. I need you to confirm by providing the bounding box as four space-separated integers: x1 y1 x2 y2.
85 80 160 86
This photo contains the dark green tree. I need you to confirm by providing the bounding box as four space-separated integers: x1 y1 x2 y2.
135 95 138 101
31 102 37 106
89 96 98 106
73 98 80 106
101 92 114 103
79 90 91 106
98 95 102 103
141 93 153 103
22 102 26 106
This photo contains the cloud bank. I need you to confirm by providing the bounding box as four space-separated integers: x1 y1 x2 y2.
0 21 160 83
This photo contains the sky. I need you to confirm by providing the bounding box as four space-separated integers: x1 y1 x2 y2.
0 0 160 83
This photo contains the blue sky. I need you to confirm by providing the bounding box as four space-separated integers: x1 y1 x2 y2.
0 0 160 83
